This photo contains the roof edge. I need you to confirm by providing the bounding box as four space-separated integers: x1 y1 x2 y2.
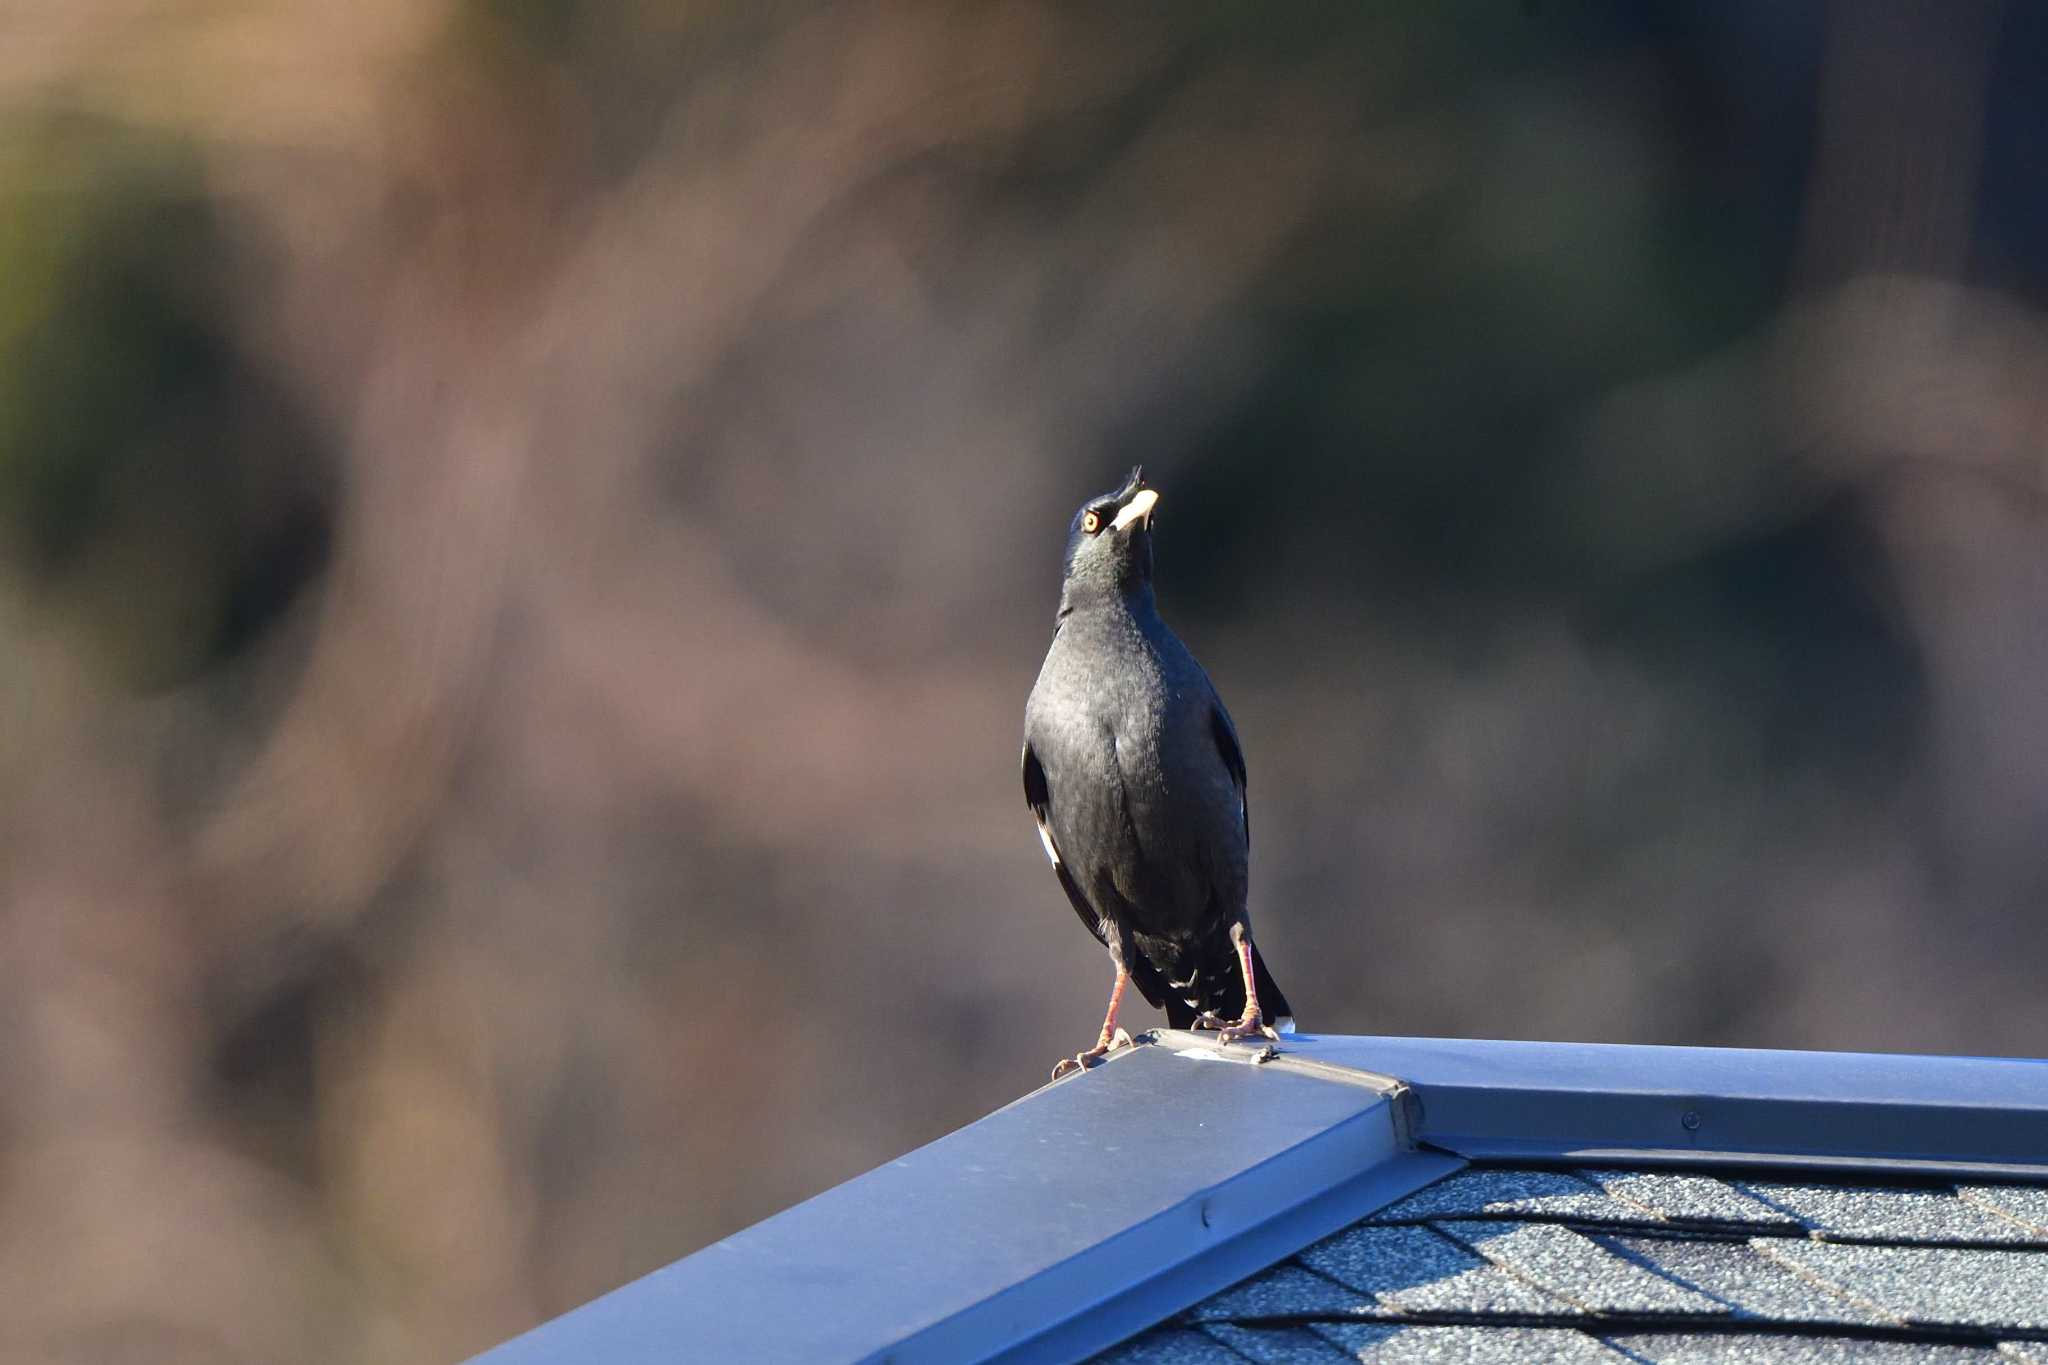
1423 1140 2048 1184
1274 1034 2048 1182
971 1127 1458 1363
469 1037 1433 1365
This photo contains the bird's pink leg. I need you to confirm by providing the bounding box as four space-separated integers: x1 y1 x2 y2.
1051 966 1136 1079
1195 923 1281 1046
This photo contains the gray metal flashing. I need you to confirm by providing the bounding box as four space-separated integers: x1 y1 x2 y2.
1283 1035 2048 1181
992 1147 1461 1364
1418 1144 2048 1185
469 1037 1453 1365
1144 1030 1418 1147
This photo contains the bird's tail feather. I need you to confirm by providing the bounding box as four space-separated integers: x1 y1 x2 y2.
1157 937 1293 1032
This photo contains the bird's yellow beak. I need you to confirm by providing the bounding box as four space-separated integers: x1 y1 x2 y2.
1111 487 1159 533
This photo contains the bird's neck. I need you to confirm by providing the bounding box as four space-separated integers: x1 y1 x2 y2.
1058 579 1157 625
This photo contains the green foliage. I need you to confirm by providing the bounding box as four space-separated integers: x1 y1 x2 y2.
0 121 329 688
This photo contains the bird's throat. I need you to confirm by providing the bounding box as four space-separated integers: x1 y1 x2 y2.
1057 577 1156 624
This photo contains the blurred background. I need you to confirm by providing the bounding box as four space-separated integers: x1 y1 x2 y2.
4 0 2047 1359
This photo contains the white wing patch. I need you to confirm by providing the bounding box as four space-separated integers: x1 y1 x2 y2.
1036 822 1061 867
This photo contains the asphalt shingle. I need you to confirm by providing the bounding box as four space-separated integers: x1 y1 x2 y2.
1112 1166 2048 1364
1094 1326 1249 1365
1758 1242 2048 1332
1297 1222 1579 1317
1958 1187 2048 1239
1189 1263 1369 1322
1603 1333 2008 1363
1598 1233 1893 1326
1737 1182 2045 1245
1440 1220 1728 1316
1307 1322 1625 1363
1582 1170 1802 1229
1370 1169 1646 1225
1200 1322 1356 1364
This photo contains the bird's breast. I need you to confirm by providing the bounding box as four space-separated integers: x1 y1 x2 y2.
1026 607 1244 931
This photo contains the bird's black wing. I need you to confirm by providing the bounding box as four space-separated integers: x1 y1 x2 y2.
1023 740 1174 1010
1022 741 1107 948
1210 702 1249 849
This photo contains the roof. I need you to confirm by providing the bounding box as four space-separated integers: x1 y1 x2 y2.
1107 1164 2048 1363
468 1032 2048 1365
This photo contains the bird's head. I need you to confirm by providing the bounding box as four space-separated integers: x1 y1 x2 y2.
1059 466 1159 613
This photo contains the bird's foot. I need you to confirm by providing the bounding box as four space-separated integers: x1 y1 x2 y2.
1193 1010 1281 1047
1049 1027 1136 1080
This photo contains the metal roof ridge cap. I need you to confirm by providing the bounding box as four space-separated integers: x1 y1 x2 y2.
1288 1035 2048 1099
1302 1033 2048 1069
470 1039 1408 1365
1288 1034 2048 1177
1139 1030 1422 1151
1145 1029 1409 1092
965 1123 1459 1364
880 1060 1425 1363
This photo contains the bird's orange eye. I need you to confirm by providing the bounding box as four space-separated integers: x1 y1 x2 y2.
1082 510 1102 534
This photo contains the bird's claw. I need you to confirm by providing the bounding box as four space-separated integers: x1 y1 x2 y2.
1217 1019 1282 1046
1049 1027 1136 1080
1193 1011 1279 1046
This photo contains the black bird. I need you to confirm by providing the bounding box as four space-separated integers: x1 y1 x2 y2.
1022 468 1292 1079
